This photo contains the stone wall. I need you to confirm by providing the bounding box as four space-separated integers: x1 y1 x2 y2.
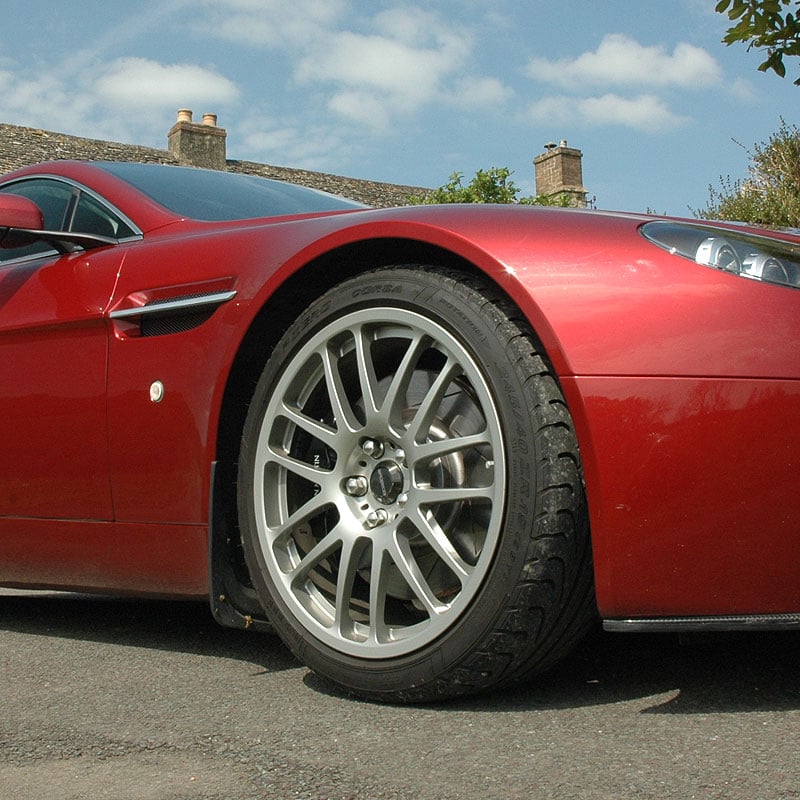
0 121 428 208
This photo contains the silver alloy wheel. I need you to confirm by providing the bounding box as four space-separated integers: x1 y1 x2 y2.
249 307 506 659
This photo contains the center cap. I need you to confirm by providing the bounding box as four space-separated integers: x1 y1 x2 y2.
370 461 404 504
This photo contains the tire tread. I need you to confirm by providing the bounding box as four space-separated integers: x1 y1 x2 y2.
367 268 595 701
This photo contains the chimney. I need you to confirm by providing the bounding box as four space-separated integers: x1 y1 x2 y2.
168 109 227 170
533 139 587 207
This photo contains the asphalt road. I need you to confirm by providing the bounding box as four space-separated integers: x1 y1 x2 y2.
1 590 798 800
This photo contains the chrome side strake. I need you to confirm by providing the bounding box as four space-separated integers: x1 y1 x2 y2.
109 290 237 319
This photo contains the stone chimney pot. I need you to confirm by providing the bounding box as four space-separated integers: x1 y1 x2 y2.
168 109 227 170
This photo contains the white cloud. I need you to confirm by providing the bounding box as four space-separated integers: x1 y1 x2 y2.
579 93 687 130
0 1 502 168
237 120 353 171
528 93 686 132
0 51 240 147
373 6 460 48
188 3 485 130
523 33 719 135
526 95 574 124
326 90 391 131
730 77 757 101
295 9 472 128
0 67 98 135
95 58 240 111
194 0 347 47
297 32 461 102
448 76 514 110
528 33 722 89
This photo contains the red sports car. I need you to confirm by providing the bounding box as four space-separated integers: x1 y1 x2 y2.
0 160 797 702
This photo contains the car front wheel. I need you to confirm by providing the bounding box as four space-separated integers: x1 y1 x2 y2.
237 268 594 701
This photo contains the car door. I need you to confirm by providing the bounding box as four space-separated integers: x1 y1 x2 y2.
0 177 130 521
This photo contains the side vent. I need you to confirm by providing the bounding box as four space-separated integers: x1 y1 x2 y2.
109 289 237 338
140 308 217 337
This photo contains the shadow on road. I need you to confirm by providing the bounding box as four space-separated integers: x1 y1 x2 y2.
0 591 298 673
304 625 800 713
436 626 800 715
2 591 798 713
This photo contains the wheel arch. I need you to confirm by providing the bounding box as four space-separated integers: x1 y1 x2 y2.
208 236 592 629
216 237 487 484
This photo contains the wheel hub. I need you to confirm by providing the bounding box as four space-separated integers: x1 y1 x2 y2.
369 460 404 504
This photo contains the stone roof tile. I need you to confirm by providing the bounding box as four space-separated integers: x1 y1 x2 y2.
0 122 428 208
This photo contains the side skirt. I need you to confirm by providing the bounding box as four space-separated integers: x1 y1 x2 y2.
604 614 800 633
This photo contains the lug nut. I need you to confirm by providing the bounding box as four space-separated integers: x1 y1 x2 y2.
362 439 384 459
365 508 389 528
344 476 369 497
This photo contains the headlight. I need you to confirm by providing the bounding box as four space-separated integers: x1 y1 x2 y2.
642 221 800 289
742 253 790 283
695 237 741 273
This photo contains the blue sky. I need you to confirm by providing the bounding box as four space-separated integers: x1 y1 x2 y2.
1 0 797 214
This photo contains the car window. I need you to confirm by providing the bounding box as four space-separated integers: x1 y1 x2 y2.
71 192 136 239
6 179 75 228
0 177 135 264
97 161 364 221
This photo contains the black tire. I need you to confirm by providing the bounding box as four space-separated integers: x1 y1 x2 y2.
237 267 594 702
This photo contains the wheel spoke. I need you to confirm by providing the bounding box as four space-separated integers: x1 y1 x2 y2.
279 401 339 451
267 491 332 548
405 356 462 443
367 547 392 643
388 533 449 616
407 504 473 581
411 431 493 464
287 524 343 585
378 331 428 427
321 342 361 433
333 535 370 638
265 446 333 487
417 484 494 504
353 324 380 421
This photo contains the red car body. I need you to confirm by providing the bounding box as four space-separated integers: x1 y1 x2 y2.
0 160 798 699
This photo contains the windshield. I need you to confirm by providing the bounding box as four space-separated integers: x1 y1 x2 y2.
96 162 365 222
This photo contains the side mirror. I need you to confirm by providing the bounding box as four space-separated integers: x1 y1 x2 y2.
0 192 118 253
0 194 44 247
